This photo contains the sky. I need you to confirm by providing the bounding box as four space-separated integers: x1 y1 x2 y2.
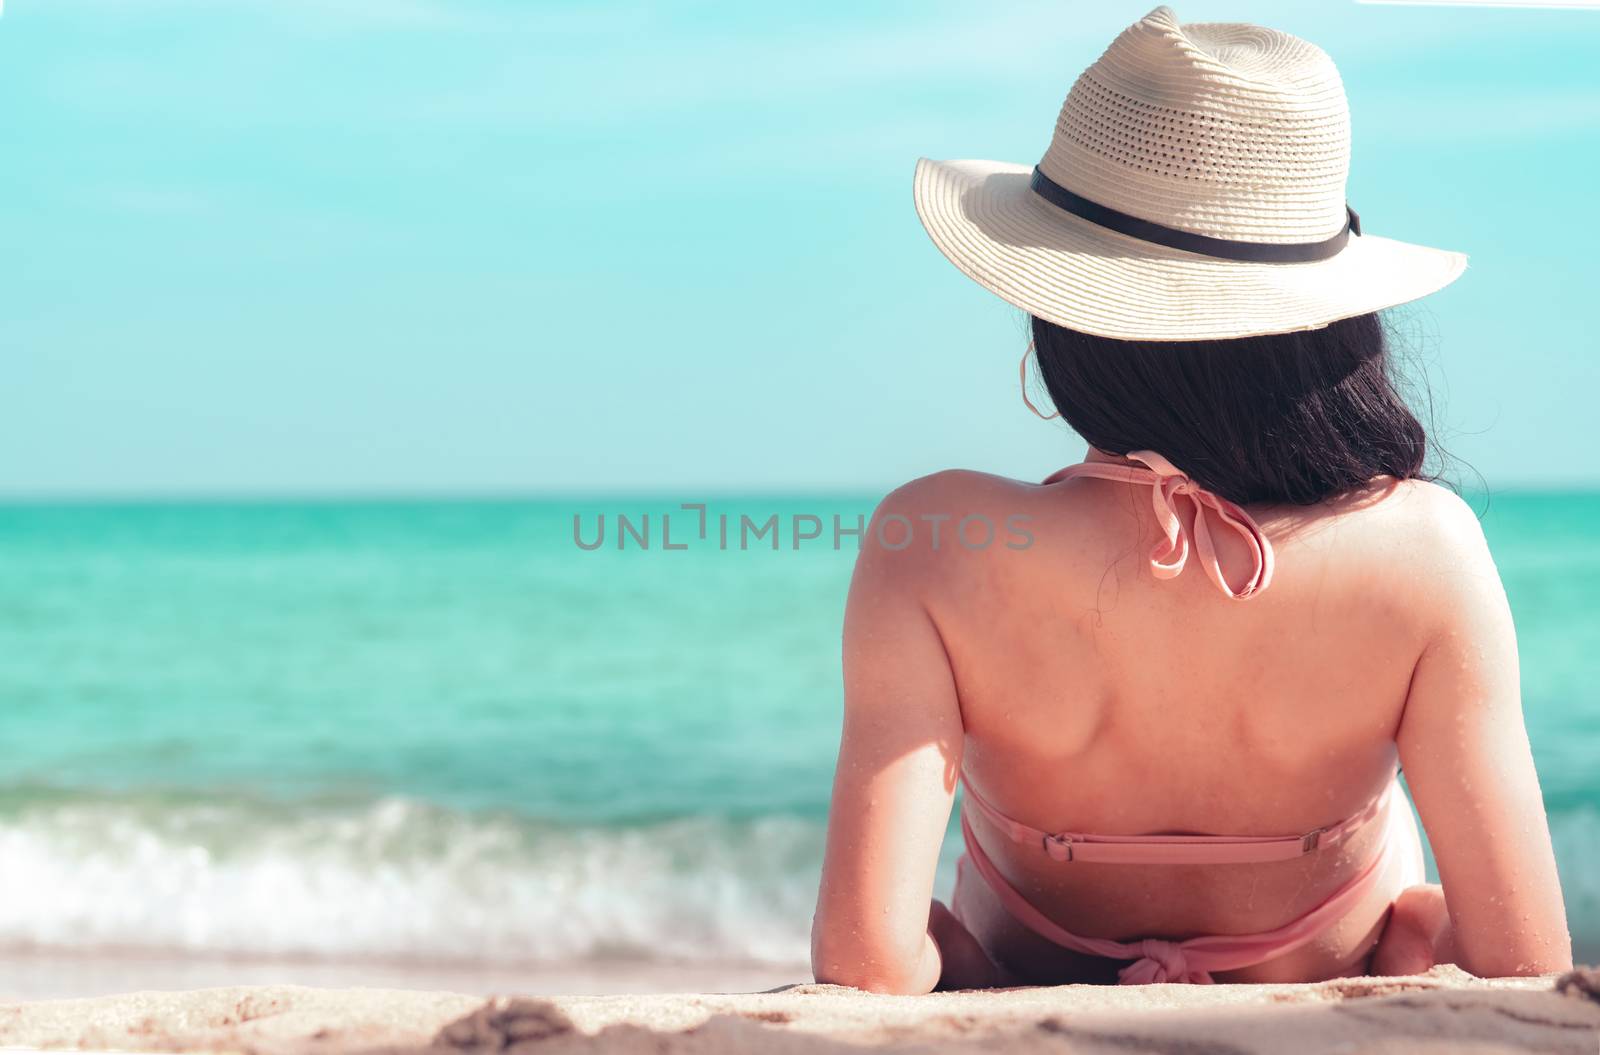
2 0 1597 497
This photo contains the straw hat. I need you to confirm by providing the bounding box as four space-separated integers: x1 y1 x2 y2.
913 6 1466 341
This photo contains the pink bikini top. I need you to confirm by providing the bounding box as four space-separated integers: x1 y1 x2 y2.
961 451 1393 866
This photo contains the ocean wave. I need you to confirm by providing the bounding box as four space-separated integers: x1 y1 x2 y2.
2 789 1595 966
0 790 823 966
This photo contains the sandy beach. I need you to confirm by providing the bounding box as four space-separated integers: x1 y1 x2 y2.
2 965 1597 1054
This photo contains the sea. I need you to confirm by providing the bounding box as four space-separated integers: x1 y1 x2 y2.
0 492 1596 997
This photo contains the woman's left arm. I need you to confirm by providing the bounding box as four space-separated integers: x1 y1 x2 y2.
810 480 967 994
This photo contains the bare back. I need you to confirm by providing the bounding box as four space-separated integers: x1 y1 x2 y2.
811 453 1571 991
945 462 1428 982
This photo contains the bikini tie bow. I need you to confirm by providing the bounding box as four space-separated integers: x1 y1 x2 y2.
1047 450 1275 601
1117 939 1215 985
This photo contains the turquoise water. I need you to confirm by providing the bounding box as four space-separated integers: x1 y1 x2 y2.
0 494 1596 968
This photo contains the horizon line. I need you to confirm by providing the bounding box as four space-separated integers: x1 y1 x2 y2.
1 481 1596 507
0 487 891 507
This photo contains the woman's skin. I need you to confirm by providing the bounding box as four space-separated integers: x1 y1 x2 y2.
810 448 1571 994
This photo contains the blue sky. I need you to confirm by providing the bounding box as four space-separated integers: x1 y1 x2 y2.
2 1 1597 496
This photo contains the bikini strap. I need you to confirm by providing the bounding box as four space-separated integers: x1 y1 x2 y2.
1044 451 1274 601
957 804 1396 983
959 771 1395 865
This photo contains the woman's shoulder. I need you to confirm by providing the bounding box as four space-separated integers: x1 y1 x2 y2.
875 468 1039 512
1332 477 1488 555
870 468 1062 543
854 469 1049 576
1299 477 1499 627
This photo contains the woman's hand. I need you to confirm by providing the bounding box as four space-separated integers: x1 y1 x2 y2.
1371 883 1456 976
928 898 1001 990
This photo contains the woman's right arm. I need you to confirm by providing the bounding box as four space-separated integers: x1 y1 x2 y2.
1396 488 1572 977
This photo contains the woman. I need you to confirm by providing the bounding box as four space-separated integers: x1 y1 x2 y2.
810 7 1571 992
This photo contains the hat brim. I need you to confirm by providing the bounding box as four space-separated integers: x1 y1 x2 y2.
913 158 1467 342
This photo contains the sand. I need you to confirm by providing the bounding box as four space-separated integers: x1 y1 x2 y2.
0 952 802 1004
2 965 1597 1055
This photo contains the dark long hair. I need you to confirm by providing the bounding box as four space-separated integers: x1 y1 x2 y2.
1031 312 1438 506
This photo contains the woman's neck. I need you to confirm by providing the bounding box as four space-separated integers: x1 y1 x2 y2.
1083 446 1136 467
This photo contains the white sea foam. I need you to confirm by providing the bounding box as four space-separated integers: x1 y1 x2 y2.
0 794 823 966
